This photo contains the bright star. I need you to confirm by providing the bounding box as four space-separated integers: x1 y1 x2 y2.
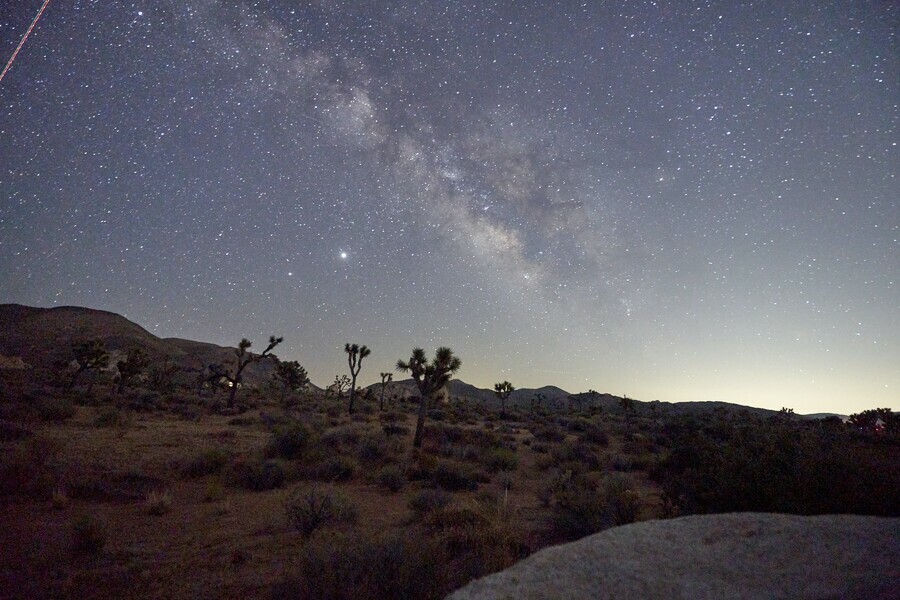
340 251 348 259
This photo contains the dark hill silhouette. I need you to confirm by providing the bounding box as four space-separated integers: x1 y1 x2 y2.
0 303 841 418
0 303 276 385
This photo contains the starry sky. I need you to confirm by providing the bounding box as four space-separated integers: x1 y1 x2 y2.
1 1 897 414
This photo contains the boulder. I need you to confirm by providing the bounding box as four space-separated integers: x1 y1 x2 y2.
447 513 899 600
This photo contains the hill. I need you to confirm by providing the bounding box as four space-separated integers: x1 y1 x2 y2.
0 304 275 386
0 303 840 418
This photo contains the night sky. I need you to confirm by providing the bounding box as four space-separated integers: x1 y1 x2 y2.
1 1 897 414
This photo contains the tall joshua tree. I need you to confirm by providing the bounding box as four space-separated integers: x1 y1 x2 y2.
493 380 515 418
345 343 371 414
69 338 109 391
396 347 461 448
210 336 283 407
378 372 393 411
116 348 148 394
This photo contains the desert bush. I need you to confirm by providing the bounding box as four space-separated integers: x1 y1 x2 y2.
356 431 391 463
314 455 358 482
71 514 107 556
228 458 285 491
36 397 76 422
284 486 357 537
550 477 608 541
482 448 518 473
0 435 60 498
203 478 226 502
532 425 566 443
652 413 900 516
376 465 406 492
146 489 172 515
383 422 409 437
321 424 366 451
431 461 481 491
408 488 452 519
406 452 439 481
182 446 230 477
266 423 313 460
602 474 641 525
552 440 602 471
94 407 127 428
581 423 610 446
437 494 527 568
273 530 450 600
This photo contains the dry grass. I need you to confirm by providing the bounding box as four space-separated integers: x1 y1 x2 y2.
0 385 664 599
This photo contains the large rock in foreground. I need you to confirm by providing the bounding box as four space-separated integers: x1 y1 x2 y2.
447 513 899 600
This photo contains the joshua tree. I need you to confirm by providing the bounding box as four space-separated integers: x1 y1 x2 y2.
69 338 109 391
273 359 310 401
493 380 515 418
620 394 634 420
209 336 283 407
327 374 351 399
115 348 148 394
396 347 461 448
378 372 393 411
344 343 371 414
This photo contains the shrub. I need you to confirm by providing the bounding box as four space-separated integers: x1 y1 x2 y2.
203 478 226 502
376 465 406 492
273 530 450 600
532 425 566 443
356 432 391 463
431 461 481 491
284 486 358 537
552 440 601 471
37 397 76 422
425 494 528 573
0 435 60 498
603 474 640 525
483 448 518 473
266 424 313 460
146 489 172 516
314 455 358 482
229 458 285 491
71 514 106 556
94 407 126 428
182 447 230 477
581 424 610 446
408 489 451 519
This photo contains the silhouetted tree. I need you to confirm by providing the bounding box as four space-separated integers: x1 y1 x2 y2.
210 336 283 407
326 374 351 399
69 338 109 391
848 408 896 436
344 343 371 414
396 347 461 448
620 394 634 416
494 380 515 418
116 348 148 394
379 372 393 411
273 359 309 401
149 356 180 392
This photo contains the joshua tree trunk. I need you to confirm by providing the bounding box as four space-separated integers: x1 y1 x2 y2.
348 376 357 414
413 394 429 448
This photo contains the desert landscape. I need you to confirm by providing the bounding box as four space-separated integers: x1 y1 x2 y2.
1 304 897 599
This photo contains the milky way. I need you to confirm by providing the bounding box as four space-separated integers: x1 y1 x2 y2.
1 1 897 413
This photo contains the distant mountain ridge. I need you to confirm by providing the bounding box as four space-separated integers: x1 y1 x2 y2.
0 303 842 418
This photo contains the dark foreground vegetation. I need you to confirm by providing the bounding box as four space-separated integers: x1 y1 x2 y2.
0 344 897 599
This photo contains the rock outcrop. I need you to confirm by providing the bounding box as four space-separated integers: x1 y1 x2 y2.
447 513 899 600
